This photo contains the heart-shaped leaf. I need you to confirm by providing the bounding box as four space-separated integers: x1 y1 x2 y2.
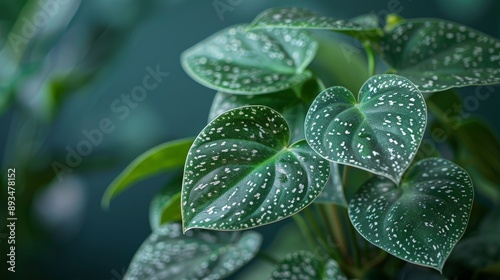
305 74 427 184
149 175 182 232
182 106 330 231
348 158 474 272
248 7 381 39
209 78 322 142
270 251 347 280
379 19 500 93
124 223 262 280
314 162 347 207
102 138 193 208
181 25 318 94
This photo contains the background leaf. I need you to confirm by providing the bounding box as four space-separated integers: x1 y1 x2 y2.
182 106 330 231
314 162 347 207
270 251 347 280
449 207 500 274
248 7 381 39
102 138 193 208
379 19 500 93
348 158 474 272
305 74 427 184
181 25 318 94
455 119 500 185
124 223 262 280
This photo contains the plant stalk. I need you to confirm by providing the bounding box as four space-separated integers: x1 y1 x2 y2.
292 214 319 254
363 41 376 77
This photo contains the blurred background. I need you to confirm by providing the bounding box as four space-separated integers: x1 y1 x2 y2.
0 0 499 279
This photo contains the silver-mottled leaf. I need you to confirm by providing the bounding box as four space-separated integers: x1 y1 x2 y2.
379 19 500 93
248 7 381 39
270 251 347 280
305 74 427 184
124 223 262 280
348 158 474 272
181 25 318 94
182 106 330 231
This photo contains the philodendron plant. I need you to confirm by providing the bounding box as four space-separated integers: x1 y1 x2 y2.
103 7 500 280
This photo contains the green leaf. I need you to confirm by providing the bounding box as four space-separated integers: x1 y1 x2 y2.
348 158 474 272
314 37 369 96
149 176 182 232
182 106 330 231
305 74 427 184
270 251 347 280
124 223 262 280
102 138 193 209
379 19 500 93
209 78 322 142
181 25 318 94
247 7 381 39
314 162 347 207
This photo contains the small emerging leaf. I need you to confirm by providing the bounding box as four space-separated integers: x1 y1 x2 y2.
248 7 381 39
101 138 193 209
149 175 182 232
181 25 318 94
349 158 474 272
182 106 330 231
379 19 500 93
270 251 347 280
124 223 262 280
305 74 427 184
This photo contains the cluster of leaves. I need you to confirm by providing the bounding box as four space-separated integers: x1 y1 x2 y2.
103 7 500 279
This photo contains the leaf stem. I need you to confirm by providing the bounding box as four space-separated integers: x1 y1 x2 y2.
363 41 376 77
342 165 350 192
345 210 361 267
325 205 349 259
304 207 324 241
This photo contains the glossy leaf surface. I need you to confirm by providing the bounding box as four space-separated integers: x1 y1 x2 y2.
379 20 500 92
182 106 330 231
181 25 318 94
349 158 474 272
124 223 261 280
305 74 426 184
248 7 381 39
270 251 347 280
